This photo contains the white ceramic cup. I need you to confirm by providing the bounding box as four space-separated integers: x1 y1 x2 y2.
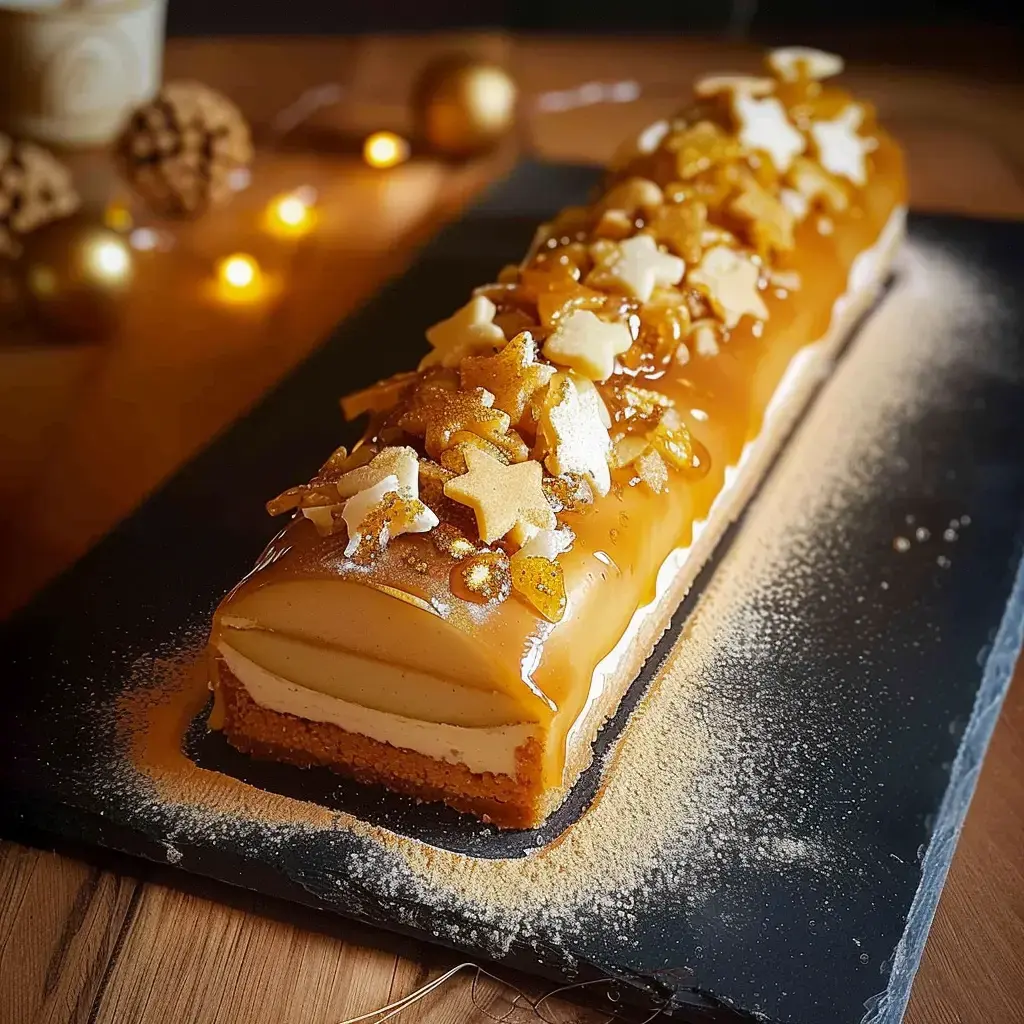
0 0 167 148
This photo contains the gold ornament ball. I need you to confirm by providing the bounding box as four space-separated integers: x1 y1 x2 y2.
411 55 518 158
21 219 134 340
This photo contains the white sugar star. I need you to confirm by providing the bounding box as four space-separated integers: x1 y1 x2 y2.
540 373 612 496
688 245 769 329
594 234 685 304
543 309 632 382
767 47 844 82
420 295 505 369
734 93 805 174
810 105 874 187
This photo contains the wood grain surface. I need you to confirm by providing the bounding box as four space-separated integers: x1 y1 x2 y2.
2 32 1023 1024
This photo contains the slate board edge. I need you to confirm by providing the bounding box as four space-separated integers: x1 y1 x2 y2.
859 549 1024 1024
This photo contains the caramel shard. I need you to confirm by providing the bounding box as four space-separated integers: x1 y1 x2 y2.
730 176 796 255
510 555 567 623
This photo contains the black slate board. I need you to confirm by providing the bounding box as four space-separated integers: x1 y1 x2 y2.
2 162 1024 1024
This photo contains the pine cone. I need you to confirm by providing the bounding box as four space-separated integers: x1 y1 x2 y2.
116 81 253 219
0 135 79 259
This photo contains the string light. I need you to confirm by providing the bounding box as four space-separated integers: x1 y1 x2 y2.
215 253 265 303
84 236 133 284
264 189 318 238
363 131 410 169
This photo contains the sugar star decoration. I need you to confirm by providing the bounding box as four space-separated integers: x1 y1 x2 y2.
729 176 795 254
443 447 555 545
539 373 613 496
767 47 844 83
542 309 632 383
588 234 685 304
460 331 555 423
341 474 438 557
398 384 512 460
688 245 769 329
732 90 805 174
810 105 874 187
694 75 774 100
420 295 505 369
336 445 419 498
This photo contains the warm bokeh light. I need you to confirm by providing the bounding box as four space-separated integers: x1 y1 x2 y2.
264 190 317 238
215 253 264 303
363 131 410 169
104 200 134 233
84 237 132 284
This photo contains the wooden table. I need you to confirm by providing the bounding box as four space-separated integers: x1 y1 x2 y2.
2 33 1023 1024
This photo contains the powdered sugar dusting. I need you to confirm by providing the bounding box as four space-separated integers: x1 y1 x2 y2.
100 238 992 985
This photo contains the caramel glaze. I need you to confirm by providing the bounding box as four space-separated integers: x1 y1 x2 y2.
215 132 906 788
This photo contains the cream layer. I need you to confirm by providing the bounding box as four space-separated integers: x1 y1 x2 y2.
218 641 537 777
222 206 905 782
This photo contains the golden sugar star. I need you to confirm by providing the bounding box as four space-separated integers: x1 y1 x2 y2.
542 308 632 382
732 92 805 174
538 373 612 496
785 156 849 213
665 121 743 181
420 295 505 369
336 445 420 499
587 234 686 304
397 383 511 460
443 447 555 545
688 245 769 329
729 176 795 255
767 47 844 83
810 104 874 187
646 200 707 265
460 331 556 424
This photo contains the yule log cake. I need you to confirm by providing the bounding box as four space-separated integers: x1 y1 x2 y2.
206 48 906 828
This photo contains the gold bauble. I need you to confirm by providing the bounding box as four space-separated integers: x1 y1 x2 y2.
411 55 518 158
21 218 133 340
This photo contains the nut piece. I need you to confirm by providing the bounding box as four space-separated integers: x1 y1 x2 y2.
767 47 844 83
116 81 253 218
